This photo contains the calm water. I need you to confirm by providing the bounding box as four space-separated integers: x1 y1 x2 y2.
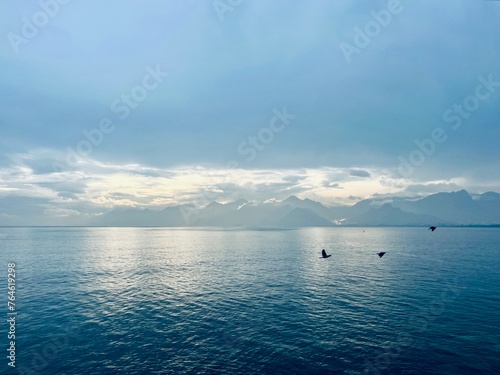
0 227 499 375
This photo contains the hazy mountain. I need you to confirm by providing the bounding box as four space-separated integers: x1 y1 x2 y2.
86 190 500 227
93 205 188 227
282 195 370 221
191 199 249 226
193 200 290 227
275 207 335 227
474 192 500 223
332 199 375 220
345 203 446 226
392 189 500 224
282 196 334 219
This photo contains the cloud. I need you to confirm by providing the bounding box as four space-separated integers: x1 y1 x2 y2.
0 1 499 224
1 1 498 175
402 181 463 196
322 181 343 189
0 151 496 225
349 169 371 178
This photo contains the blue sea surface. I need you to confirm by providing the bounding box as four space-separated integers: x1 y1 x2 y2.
0 227 499 374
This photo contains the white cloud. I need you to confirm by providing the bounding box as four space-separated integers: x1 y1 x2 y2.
1 149 499 225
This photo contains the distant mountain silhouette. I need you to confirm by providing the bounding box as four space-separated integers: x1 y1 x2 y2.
392 189 474 223
192 200 291 227
276 207 335 227
392 190 500 224
86 190 500 227
470 192 500 223
191 199 248 226
282 196 334 220
94 205 189 226
344 203 446 226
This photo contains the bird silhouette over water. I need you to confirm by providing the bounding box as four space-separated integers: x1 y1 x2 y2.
429 226 437 232
377 252 386 258
321 249 331 259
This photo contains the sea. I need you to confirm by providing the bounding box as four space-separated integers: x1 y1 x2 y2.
0 227 499 375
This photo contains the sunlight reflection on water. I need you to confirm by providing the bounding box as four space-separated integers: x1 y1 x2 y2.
0 227 499 374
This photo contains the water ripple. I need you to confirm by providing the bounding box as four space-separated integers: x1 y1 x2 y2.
1 227 499 374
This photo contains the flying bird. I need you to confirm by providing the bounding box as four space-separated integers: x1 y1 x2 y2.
321 249 331 259
429 226 437 232
377 252 386 258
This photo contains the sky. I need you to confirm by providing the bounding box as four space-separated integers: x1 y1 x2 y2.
1 0 500 225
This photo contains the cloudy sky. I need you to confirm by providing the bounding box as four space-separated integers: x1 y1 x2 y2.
1 0 499 224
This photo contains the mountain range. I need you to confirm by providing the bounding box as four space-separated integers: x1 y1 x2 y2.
90 190 500 227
